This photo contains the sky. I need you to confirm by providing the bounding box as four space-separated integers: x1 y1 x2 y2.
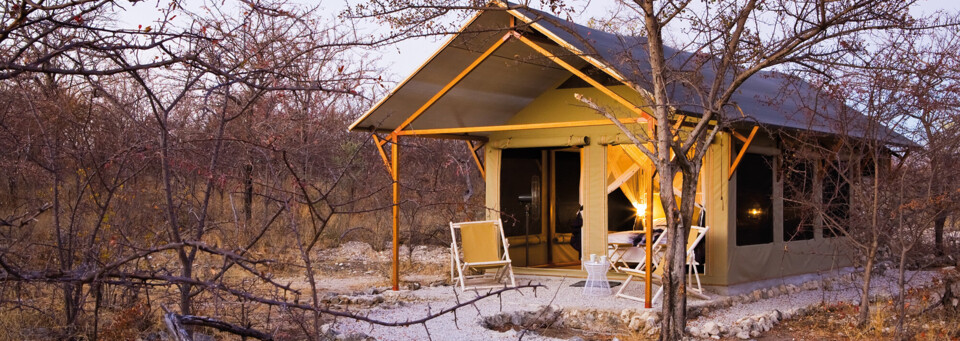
118 0 959 86
352 0 960 85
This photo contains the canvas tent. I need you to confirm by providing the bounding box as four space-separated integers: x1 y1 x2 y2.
348 1 908 303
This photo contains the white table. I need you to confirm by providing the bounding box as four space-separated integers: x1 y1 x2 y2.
582 260 612 296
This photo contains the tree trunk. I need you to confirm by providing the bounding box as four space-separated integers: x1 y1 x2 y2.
894 250 908 340
658 184 687 341
859 157 881 327
244 164 253 223
934 214 946 257
857 246 876 327
658 161 701 340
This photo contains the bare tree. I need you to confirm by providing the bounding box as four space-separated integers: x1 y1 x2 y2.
0 1 511 338
347 0 953 338
575 1 934 338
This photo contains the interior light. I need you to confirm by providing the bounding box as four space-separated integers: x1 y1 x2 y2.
633 202 647 216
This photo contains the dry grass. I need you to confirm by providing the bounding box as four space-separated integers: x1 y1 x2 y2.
0 242 453 340
759 286 960 340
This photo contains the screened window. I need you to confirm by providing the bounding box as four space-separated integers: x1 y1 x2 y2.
822 162 850 238
554 151 581 234
736 153 774 246
783 158 815 241
500 149 543 237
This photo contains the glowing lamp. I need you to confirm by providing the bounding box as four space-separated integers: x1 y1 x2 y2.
633 202 647 216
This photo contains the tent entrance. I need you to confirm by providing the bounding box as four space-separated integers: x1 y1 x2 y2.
499 148 581 268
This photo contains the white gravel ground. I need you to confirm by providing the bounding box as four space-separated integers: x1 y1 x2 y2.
328 269 940 340
334 275 645 340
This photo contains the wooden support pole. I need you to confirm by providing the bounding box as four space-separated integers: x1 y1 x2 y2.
465 140 486 178
371 134 392 174
731 130 749 143
397 117 645 136
513 32 655 122
645 170 654 308
388 32 512 139
893 149 911 173
728 126 759 180
391 136 400 291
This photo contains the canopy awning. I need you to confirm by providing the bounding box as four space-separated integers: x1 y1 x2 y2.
348 10 590 136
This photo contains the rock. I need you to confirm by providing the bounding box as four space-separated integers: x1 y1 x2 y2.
758 316 770 331
338 332 375 341
568 337 585 341
628 316 642 331
193 334 215 341
704 321 720 336
646 317 657 330
321 323 335 335
687 326 700 337
736 331 751 339
786 284 800 294
620 309 633 323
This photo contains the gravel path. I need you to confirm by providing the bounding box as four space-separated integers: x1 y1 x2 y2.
334 275 635 340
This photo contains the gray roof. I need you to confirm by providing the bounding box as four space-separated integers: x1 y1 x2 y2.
514 5 914 146
350 4 914 146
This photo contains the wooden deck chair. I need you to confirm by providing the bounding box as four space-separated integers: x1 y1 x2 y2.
615 226 709 303
449 219 516 291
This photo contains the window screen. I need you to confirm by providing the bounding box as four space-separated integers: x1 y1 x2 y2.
499 149 543 237
822 162 850 238
736 153 774 246
783 158 815 241
554 151 581 234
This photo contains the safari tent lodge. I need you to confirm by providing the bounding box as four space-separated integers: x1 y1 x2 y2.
347 4 909 297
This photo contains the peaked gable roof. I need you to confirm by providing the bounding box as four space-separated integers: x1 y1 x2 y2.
350 2 914 146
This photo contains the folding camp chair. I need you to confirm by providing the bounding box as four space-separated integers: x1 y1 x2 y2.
615 225 709 303
449 219 516 291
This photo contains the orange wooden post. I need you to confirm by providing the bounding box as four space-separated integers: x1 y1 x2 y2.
396 117 645 136
728 126 759 180
391 136 400 291
513 33 654 122
388 33 512 139
465 140 486 178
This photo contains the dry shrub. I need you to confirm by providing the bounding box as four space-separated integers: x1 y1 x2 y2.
100 302 155 340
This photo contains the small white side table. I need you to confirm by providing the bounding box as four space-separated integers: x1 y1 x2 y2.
582 260 612 296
